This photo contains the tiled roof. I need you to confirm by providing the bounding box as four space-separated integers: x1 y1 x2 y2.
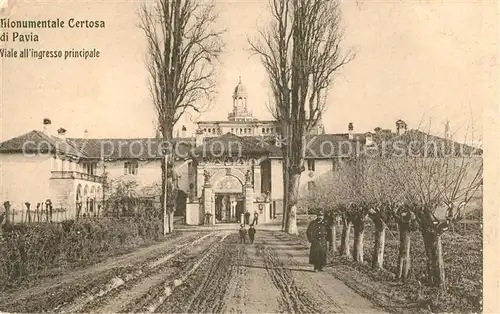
364 129 482 157
0 130 84 158
192 133 280 158
67 137 193 160
244 133 369 158
0 129 480 161
302 134 360 158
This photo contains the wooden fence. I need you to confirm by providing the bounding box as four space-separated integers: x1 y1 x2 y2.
0 200 104 225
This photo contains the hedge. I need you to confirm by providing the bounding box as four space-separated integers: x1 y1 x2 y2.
0 217 163 290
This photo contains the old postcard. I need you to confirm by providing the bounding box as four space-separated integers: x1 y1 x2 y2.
0 0 497 313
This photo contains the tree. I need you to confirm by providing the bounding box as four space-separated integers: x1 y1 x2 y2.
386 128 483 292
300 171 340 252
369 153 413 281
338 203 354 258
338 156 374 263
106 179 141 218
363 155 404 270
138 0 224 234
393 202 413 282
249 0 354 234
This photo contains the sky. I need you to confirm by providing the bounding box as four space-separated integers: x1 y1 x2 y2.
0 0 497 143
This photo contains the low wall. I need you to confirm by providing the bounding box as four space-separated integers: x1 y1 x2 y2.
254 202 271 224
185 202 202 225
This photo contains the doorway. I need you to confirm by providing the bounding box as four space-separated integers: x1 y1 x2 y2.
235 200 244 221
215 193 244 223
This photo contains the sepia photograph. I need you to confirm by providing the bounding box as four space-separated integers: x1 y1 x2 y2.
0 0 497 313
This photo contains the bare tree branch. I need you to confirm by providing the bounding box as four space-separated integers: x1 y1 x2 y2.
138 0 225 139
137 0 224 233
248 0 354 234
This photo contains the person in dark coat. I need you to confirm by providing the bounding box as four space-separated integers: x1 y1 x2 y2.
306 212 330 271
239 224 248 243
253 211 259 225
248 224 256 243
244 211 251 225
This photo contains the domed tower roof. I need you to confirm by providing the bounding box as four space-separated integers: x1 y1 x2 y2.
233 77 247 99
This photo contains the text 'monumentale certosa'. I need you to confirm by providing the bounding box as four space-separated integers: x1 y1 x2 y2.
0 18 105 60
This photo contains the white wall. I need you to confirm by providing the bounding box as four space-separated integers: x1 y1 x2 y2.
270 158 334 201
270 159 284 200
299 159 333 194
185 202 202 225
0 153 52 214
50 178 102 219
103 159 191 193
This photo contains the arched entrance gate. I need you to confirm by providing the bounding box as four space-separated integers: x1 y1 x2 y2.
209 168 245 223
212 174 244 223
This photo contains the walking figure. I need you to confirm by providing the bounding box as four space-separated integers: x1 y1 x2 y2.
248 224 256 244
306 212 330 272
204 212 212 225
239 224 248 244
252 211 259 225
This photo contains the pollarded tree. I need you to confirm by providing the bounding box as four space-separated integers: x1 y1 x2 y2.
360 149 414 274
362 157 397 270
334 161 359 259
393 202 413 282
369 134 415 281
337 155 376 263
338 203 355 258
138 0 224 234
386 128 483 291
249 0 354 234
300 171 341 252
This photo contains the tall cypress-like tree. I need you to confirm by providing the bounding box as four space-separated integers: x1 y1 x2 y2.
250 0 354 234
138 0 224 234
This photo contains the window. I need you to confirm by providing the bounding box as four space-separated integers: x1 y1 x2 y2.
262 127 265 133
83 162 97 175
124 161 138 175
308 181 316 191
307 159 315 171
231 128 234 133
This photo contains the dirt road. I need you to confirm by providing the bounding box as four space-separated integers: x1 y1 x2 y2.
0 227 388 313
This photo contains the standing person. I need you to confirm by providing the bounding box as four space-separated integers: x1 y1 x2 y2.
204 212 210 225
244 210 251 225
248 224 256 244
253 211 259 225
306 212 330 272
239 224 248 244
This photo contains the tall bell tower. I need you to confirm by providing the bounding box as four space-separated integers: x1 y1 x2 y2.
228 76 254 122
